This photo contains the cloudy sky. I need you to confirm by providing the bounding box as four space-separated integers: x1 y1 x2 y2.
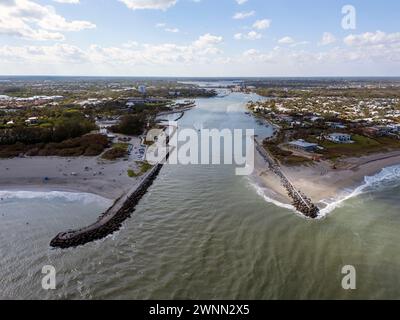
0 0 399 76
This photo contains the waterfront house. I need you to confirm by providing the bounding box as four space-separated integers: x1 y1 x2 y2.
326 133 353 143
288 139 319 152
327 122 347 129
363 126 391 137
277 114 294 123
25 117 38 125
388 124 400 132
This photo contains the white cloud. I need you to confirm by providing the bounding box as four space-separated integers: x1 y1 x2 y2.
320 32 336 46
53 0 80 4
344 31 400 46
253 19 271 30
0 43 88 64
233 11 255 19
0 0 95 41
193 33 223 48
234 31 261 40
0 33 225 69
278 36 295 44
119 0 177 10
235 0 248 4
165 27 179 33
156 23 179 33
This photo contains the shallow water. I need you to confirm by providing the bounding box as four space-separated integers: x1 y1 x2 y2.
1 92 400 299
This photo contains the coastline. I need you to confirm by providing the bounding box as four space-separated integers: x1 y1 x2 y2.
0 156 141 200
253 148 400 209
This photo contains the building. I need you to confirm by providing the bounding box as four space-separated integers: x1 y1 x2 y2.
138 85 146 95
25 117 38 125
388 124 400 132
362 126 391 137
126 97 166 107
326 133 353 143
327 122 347 129
276 114 294 123
288 139 319 152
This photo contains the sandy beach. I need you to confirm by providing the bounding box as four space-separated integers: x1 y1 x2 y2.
253 148 400 206
0 154 142 199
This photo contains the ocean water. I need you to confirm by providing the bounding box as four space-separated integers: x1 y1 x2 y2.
1 92 400 300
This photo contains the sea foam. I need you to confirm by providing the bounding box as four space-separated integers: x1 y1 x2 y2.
0 190 112 206
249 164 400 219
318 164 400 218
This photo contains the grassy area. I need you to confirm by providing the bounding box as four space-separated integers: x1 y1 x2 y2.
127 169 138 178
127 161 153 178
139 161 153 173
112 143 129 150
101 143 129 160
0 134 108 158
263 132 400 166
318 134 400 159
283 155 313 166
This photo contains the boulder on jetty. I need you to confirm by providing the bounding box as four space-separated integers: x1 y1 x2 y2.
255 139 320 219
50 163 163 249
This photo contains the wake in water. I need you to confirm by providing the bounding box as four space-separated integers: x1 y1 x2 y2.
249 164 400 219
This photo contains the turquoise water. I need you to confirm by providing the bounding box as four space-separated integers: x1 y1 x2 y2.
1 92 400 299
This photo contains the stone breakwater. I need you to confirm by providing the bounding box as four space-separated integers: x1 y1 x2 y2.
50 163 164 249
255 140 319 218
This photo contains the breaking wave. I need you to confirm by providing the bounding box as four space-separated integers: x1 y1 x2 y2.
249 164 400 218
247 178 295 212
318 164 400 218
0 190 112 206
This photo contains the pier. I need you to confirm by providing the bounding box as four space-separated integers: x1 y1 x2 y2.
255 139 319 218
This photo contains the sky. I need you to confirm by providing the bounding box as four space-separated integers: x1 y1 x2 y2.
0 0 400 77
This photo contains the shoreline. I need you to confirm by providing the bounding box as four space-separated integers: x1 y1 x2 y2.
0 108 186 201
0 155 142 200
253 149 400 209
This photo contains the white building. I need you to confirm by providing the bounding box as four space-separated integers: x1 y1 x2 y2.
25 117 39 125
326 133 353 143
388 124 400 132
138 85 146 95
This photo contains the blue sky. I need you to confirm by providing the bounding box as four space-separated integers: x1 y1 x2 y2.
0 0 400 76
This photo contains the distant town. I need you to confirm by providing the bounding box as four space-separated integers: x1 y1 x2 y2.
247 79 400 166
1 77 400 170
0 78 214 160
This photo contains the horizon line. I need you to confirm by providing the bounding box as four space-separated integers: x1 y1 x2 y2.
1 75 400 79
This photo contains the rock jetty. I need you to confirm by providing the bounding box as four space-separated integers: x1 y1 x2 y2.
50 163 163 249
255 139 319 218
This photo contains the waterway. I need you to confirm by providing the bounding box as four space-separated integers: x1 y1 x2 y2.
1 91 400 299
